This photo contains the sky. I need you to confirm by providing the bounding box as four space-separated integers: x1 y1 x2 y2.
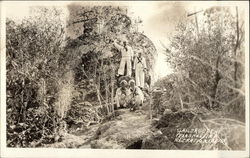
4 1 248 81
126 1 247 80
128 2 188 80
127 2 210 80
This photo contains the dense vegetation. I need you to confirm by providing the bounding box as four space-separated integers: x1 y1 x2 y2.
154 7 245 121
6 6 156 147
6 5 245 149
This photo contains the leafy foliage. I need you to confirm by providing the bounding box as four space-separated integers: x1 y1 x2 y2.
6 7 69 147
6 5 157 147
65 5 157 129
159 7 245 121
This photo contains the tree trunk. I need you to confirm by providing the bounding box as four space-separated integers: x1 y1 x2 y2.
234 6 240 89
178 73 184 110
195 10 199 40
111 76 114 114
104 77 110 114
179 92 184 110
110 63 115 114
211 55 221 108
96 72 103 109
149 91 152 121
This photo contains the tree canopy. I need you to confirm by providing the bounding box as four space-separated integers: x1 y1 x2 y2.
159 6 245 120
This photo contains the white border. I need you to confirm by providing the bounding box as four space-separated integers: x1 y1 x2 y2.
0 1 249 158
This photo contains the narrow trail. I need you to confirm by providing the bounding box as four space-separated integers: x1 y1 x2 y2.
89 109 152 149
43 106 245 150
44 109 153 148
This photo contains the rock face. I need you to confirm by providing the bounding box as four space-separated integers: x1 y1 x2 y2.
142 110 203 150
90 109 152 149
141 130 177 149
148 109 246 150
43 109 245 150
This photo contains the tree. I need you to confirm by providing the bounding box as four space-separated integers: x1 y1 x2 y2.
164 6 245 120
6 7 68 147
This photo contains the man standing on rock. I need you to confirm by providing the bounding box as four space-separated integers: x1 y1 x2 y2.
115 80 131 109
113 39 134 77
133 51 147 89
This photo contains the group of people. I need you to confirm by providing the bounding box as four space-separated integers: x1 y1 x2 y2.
115 79 144 111
113 39 147 89
113 38 148 111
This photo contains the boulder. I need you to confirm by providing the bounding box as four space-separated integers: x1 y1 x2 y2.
141 130 177 149
153 109 245 150
91 109 152 149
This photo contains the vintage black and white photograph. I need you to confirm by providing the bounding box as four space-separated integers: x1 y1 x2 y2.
0 1 249 157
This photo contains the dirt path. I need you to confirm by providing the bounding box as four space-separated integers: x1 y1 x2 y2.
88 109 153 149
44 109 153 148
43 108 245 150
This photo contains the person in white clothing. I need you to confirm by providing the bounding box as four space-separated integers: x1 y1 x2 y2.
128 79 144 111
115 80 131 109
133 52 147 89
113 40 134 77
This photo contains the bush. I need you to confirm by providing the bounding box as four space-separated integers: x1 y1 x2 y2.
6 7 68 147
